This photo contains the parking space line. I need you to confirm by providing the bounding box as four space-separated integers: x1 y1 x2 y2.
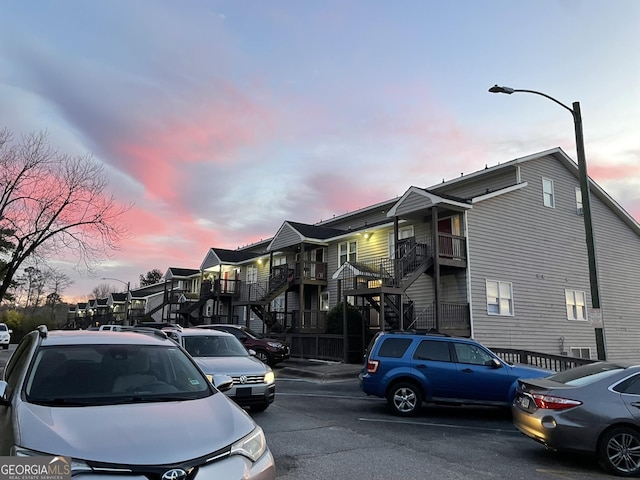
359 416 518 434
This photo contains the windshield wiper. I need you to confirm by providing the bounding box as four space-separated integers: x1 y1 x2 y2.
30 398 99 407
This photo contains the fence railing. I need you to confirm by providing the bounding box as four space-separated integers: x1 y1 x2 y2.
490 348 596 372
270 333 344 362
269 333 601 368
408 302 470 333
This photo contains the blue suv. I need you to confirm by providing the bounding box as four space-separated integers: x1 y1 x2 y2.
360 331 552 416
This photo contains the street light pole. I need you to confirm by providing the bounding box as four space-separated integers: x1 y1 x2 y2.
489 85 605 360
102 277 131 326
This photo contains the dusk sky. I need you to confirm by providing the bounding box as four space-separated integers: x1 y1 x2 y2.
2 1 639 301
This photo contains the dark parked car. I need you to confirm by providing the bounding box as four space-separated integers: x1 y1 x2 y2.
360 331 552 416
513 361 640 477
198 325 290 366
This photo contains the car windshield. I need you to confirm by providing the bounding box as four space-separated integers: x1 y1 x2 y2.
547 362 625 387
241 327 263 339
184 335 249 357
25 344 212 406
0 325 7 332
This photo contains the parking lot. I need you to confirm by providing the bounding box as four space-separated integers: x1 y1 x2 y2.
0 347 614 479
261 370 613 480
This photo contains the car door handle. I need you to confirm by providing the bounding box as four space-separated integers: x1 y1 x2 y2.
416 364 428 369
461 368 473 373
630 402 640 408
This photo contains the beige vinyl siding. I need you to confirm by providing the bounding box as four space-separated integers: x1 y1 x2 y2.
466 156 604 355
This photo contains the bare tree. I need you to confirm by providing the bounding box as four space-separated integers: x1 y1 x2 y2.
0 128 131 303
92 283 116 300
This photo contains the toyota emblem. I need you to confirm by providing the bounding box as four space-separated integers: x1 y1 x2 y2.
162 469 187 480
239 375 247 384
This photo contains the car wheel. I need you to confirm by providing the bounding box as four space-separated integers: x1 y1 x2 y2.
386 382 422 416
251 402 269 413
255 350 271 365
598 426 640 477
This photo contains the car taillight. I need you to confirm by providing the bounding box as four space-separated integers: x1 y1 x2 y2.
366 359 380 374
531 393 582 410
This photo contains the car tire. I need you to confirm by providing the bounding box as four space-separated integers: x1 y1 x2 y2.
386 382 422 416
251 402 269 413
597 426 640 477
255 350 271 365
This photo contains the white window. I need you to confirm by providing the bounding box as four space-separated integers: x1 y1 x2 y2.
486 280 513 316
246 265 258 284
339 240 357 266
542 178 555 208
566 289 587 320
570 347 591 359
388 225 414 258
575 187 583 215
320 292 330 311
272 256 287 266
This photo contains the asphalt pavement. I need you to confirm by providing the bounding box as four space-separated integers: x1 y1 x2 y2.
274 358 363 382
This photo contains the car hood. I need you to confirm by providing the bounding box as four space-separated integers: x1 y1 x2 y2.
194 356 268 375
16 393 254 464
507 363 554 378
262 338 287 345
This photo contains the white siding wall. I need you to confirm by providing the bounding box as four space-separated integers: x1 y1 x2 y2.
461 156 640 359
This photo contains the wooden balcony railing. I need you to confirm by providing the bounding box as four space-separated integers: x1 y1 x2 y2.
409 302 470 334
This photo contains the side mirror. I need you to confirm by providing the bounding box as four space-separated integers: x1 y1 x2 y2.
248 349 256 357
491 358 502 368
212 374 234 392
8 330 12 334
0 381 9 406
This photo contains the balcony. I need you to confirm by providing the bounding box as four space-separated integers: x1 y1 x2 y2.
408 302 471 337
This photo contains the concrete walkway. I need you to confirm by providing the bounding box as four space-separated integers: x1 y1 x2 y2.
274 358 362 382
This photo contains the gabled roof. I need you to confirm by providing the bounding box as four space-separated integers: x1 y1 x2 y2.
110 292 127 302
165 267 200 280
387 187 472 217
267 221 346 251
201 247 263 270
287 221 346 240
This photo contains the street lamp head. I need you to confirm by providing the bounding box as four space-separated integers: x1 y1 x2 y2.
489 85 514 94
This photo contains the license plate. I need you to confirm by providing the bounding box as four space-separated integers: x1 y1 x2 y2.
236 387 252 397
517 395 530 409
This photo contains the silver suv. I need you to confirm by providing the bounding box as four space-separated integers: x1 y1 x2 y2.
165 328 276 412
0 325 275 479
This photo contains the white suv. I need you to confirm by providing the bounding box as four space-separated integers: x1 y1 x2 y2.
0 323 11 349
165 328 276 412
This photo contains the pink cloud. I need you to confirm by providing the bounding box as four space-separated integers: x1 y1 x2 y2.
587 163 640 182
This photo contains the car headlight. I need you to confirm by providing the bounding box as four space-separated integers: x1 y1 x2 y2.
230 426 267 462
13 446 93 475
264 371 275 384
267 342 282 348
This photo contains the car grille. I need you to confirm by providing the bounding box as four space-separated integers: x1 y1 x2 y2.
231 374 264 385
87 446 231 479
